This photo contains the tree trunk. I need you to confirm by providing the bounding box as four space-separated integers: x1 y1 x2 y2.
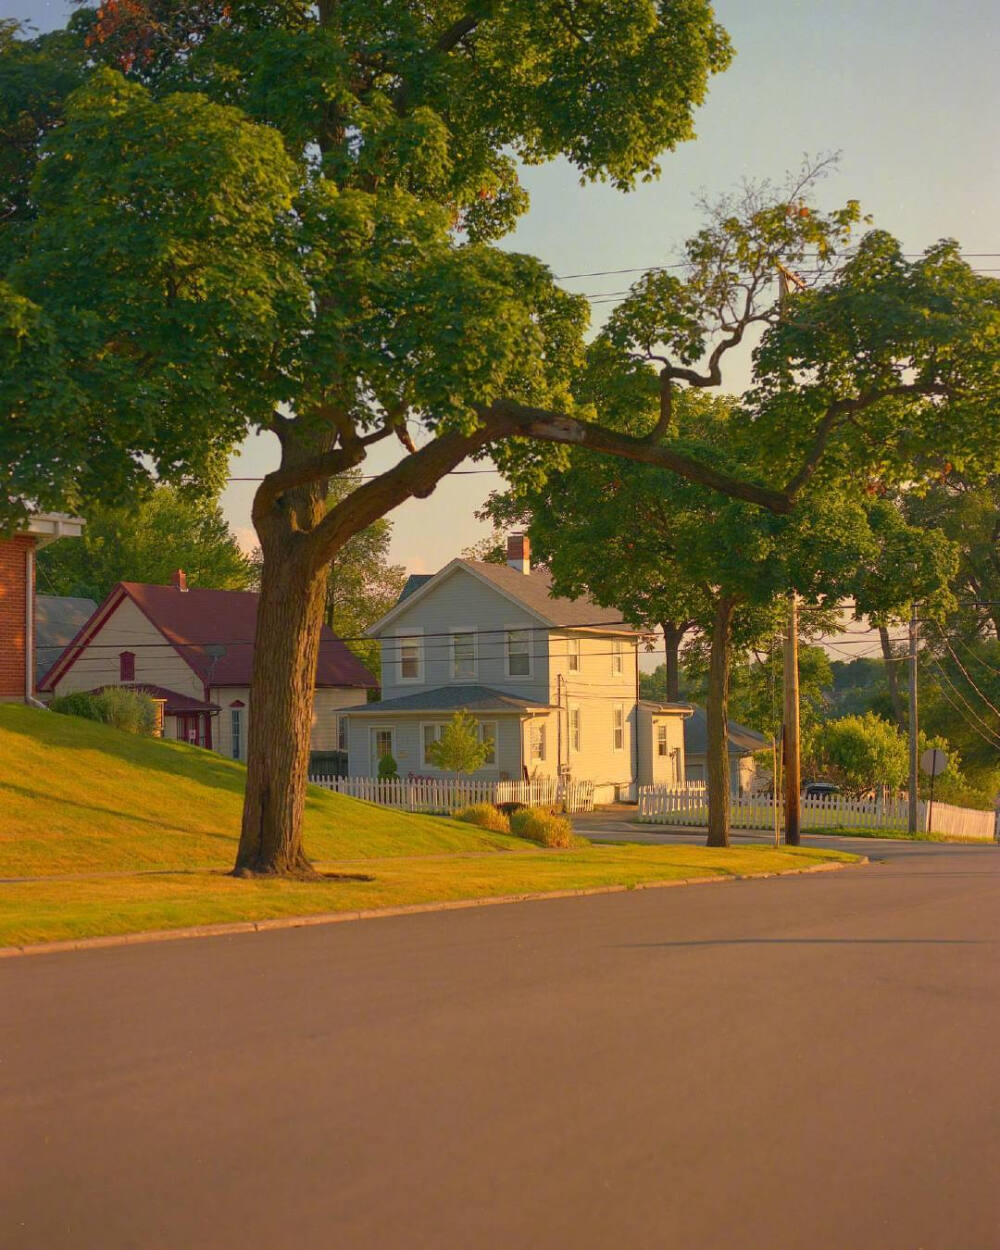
234 516 329 876
706 596 736 848
661 621 687 701
879 625 906 730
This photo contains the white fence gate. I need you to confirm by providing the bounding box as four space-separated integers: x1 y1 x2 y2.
308 775 596 815
636 786 997 840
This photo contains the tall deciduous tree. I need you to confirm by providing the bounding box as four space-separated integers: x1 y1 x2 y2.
38 484 253 600
3 13 999 872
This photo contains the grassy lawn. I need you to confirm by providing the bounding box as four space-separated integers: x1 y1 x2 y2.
822 825 994 844
1 705 858 947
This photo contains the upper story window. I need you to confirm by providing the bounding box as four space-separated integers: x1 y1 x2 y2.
506 629 531 678
657 723 669 756
451 631 477 680
611 638 624 676
567 637 581 672
613 704 625 752
119 651 135 683
397 631 423 682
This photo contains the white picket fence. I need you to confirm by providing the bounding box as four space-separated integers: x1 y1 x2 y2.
308 775 596 815
637 786 998 840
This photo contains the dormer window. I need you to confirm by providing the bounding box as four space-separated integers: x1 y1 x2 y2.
119 651 135 682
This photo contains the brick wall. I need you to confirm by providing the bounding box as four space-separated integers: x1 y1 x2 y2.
0 535 34 699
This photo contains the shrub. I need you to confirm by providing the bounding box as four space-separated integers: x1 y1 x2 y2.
510 806 574 848
50 691 104 721
454 803 511 834
95 687 158 736
377 752 399 780
50 687 157 735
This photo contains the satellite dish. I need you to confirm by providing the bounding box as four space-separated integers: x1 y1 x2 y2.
920 747 948 777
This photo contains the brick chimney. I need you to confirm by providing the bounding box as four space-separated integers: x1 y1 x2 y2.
506 533 530 575
172 569 188 592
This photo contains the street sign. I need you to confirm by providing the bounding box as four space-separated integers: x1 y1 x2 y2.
920 748 949 777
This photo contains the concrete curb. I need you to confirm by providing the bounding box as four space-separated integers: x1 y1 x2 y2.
0 857 865 960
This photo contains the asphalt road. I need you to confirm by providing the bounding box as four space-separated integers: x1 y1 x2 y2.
3 840 999 1250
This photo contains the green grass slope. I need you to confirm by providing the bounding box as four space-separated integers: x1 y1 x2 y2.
0 705 521 877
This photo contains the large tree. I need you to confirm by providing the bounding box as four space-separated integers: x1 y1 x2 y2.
37 484 253 600
3 12 999 872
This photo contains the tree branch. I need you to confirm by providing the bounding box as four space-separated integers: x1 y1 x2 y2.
481 399 793 513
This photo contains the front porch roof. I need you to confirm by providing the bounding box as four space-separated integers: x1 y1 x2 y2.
345 684 554 716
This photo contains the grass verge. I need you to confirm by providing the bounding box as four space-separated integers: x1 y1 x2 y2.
1 844 857 948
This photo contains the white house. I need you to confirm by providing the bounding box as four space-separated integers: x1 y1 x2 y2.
344 535 690 801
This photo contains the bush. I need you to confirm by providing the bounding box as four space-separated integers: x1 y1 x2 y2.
454 803 511 834
510 806 574 848
50 691 104 721
50 687 158 736
377 753 399 780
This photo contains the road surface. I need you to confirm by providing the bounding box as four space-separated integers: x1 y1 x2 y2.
3 839 998 1249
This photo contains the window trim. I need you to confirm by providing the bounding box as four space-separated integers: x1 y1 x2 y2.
230 707 244 761
656 722 669 757
612 703 625 752
420 720 444 767
529 718 547 762
505 625 533 680
449 627 478 681
478 720 498 767
569 704 582 754
395 628 423 684
370 726 396 766
420 718 498 770
566 636 581 673
119 650 135 683
611 638 624 676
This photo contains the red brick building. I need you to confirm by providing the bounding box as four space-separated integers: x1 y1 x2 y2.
0 515 84 702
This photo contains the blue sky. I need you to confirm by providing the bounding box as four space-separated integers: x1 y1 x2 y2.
7 0 1000 620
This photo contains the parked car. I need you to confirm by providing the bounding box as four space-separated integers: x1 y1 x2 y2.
804 781 840 799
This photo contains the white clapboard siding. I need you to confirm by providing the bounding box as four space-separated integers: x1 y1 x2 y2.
308 775 595 815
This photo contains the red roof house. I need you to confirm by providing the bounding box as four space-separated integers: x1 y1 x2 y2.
39 570 375 758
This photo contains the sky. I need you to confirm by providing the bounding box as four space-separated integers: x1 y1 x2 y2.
7 0 999 660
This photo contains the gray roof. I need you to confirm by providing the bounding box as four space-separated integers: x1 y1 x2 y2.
35 595 97 682
398 573 433 603
462 561 639 633
344 684 552 715
683 705 769 757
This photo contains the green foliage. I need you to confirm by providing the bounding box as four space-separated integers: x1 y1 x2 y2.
51 686 158 735
37 484 253 601
811 713 909 797
426 711 492 775
49 691 103 722
454 803 511 835
377 753 398 781
509 806 574 848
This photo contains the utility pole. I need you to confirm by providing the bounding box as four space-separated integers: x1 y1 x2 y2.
783 594 801 846
908 604 919 836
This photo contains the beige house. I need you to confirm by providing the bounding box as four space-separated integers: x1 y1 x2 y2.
345 535 690 801
39 571 375 760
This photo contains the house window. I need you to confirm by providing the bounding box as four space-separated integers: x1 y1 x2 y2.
567 637 581 672
398 633 422 681
613 704 625 752
421 722 444 766
451 631 477 680
231 708 244 760
478 721 497 767
506 629 531 678
529 720 547 762
119 651 135 682
569 706 581 753
371 727 395 765
337 715 348 753
657 723 669 757
611 639 624 676
670 748 681 784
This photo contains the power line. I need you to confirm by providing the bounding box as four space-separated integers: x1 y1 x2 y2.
933 628 1000 720
926 658 1000 750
